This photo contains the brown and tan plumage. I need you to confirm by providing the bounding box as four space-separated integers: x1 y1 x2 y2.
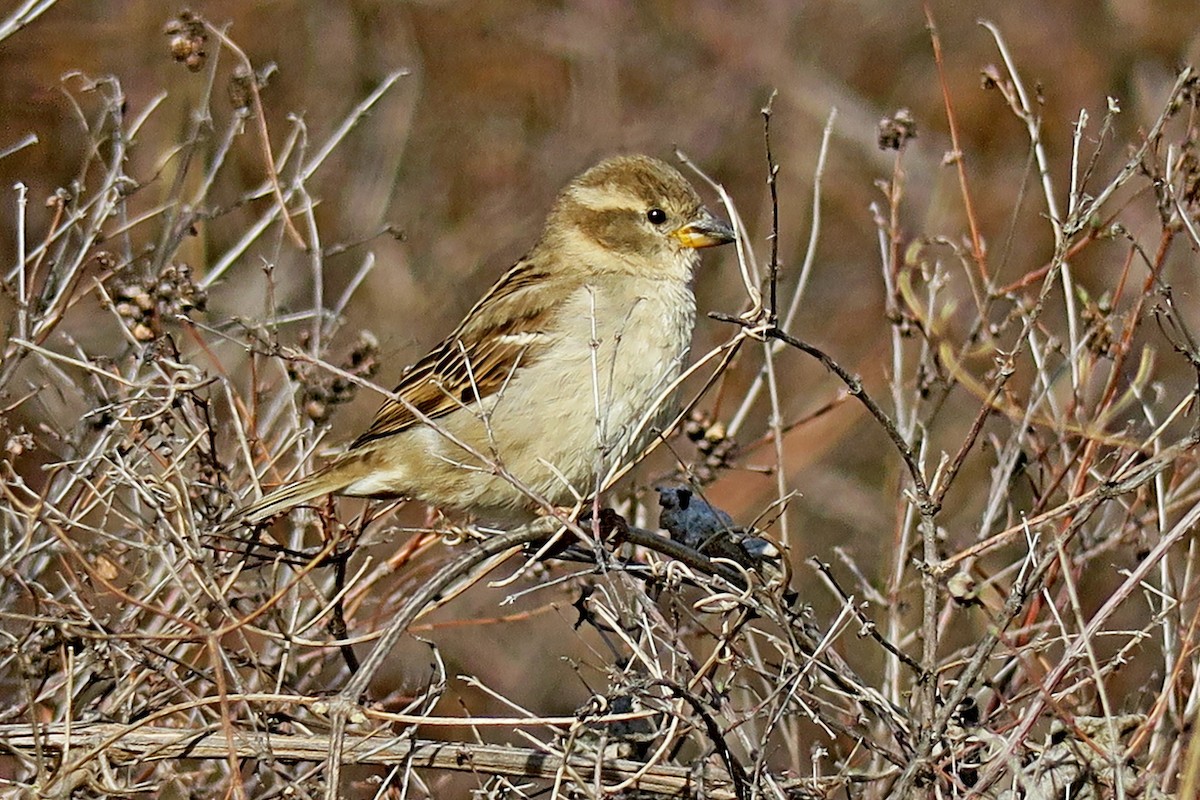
230 155 734 527
350 260 562 447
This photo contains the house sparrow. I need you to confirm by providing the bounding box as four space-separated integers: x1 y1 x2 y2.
230 155 735 527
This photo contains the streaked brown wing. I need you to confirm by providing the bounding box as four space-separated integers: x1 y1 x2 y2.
349 258 565 449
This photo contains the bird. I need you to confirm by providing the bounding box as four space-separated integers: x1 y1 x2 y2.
229 155 735 528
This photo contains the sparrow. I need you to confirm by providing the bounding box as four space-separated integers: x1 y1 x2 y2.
230 155 735 528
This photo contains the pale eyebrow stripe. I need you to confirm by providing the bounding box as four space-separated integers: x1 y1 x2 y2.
568 183 639 212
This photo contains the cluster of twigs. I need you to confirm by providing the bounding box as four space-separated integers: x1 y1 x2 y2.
2 9 1200 799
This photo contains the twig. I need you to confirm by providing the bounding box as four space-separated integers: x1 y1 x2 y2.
202 21 305 249
0 723 764 799
762 90 781 326
924 3 988 280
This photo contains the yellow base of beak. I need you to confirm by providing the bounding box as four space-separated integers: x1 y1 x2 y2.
674 212 736 249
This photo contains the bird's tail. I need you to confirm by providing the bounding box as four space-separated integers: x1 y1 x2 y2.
222 462 360 531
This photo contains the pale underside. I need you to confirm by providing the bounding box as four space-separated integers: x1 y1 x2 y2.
340 271 696 520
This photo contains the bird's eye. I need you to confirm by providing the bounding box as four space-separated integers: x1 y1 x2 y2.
646 208 668 225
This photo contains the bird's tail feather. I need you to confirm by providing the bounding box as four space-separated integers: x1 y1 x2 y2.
223 464 357 531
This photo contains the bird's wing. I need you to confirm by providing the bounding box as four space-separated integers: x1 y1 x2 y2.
350 258 566 448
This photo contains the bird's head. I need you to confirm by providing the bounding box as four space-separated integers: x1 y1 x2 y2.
543 155 736 280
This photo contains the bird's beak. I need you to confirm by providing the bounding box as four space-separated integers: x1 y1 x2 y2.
673 210 736 249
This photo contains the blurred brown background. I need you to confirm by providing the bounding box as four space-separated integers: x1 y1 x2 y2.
2 0 1197 732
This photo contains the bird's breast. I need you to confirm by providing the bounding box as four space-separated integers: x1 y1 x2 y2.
489 278 693 477
407 277 696 513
